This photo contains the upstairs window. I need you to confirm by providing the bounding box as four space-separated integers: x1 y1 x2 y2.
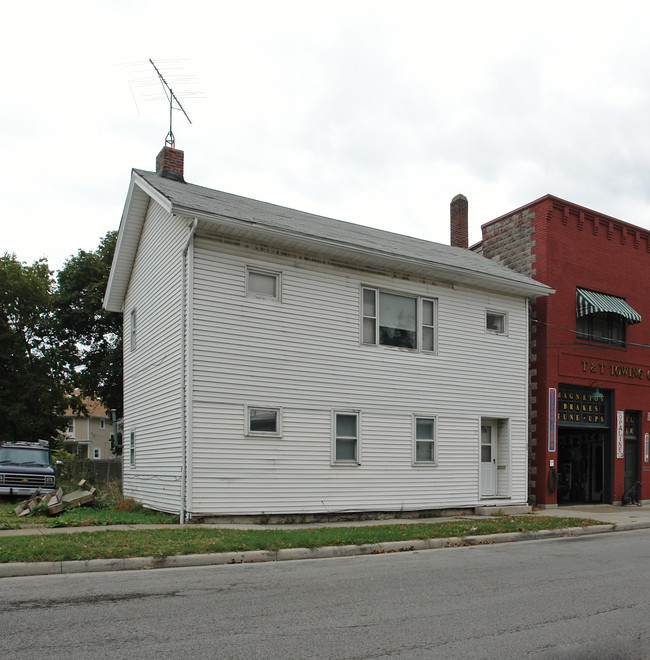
247 268 280 300
575 288 641 347
362 288 436 352
486 311 507 335
130 309 137 351
576 312 626 346
247 406 281 436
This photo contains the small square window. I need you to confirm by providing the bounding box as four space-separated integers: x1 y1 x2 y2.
486 311 506 335
247 407 281 436
414 417 436 464
247 269 280 300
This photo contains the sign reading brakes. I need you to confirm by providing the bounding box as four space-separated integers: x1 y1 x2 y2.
557 387 608 427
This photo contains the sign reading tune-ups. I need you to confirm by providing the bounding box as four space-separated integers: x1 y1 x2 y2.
0 440 56 497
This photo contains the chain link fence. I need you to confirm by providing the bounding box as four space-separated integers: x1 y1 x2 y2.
58 459 122 487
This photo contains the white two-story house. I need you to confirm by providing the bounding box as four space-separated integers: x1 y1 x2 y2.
104 147 551 520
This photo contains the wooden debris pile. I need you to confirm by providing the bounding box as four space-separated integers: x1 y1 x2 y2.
14 480 97 518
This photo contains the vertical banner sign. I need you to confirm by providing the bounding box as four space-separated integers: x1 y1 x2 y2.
548 388 557 452
616 411 625 459
645 433 649 463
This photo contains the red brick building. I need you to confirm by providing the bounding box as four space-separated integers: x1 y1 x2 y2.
475 195 649 507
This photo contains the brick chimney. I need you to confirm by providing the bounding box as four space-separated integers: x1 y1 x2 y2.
450 194 468 248
156 146 185 182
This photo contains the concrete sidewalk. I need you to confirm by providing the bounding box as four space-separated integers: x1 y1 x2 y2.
1 504 648 578
532 503 650 526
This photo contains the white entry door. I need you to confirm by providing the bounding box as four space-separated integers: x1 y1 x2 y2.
481 422 497 496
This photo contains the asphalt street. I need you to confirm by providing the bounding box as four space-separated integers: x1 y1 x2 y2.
2 528 648 659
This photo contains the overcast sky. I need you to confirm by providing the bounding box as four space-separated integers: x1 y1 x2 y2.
4 0 650 272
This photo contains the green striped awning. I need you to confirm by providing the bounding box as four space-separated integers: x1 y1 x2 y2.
576 288 642 324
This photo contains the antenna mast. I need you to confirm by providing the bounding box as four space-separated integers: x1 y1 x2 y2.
149 58 192 148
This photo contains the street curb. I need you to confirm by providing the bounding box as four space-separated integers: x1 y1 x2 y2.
2 521 649 578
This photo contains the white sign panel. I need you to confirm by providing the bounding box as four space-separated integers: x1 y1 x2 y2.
616 411 624 459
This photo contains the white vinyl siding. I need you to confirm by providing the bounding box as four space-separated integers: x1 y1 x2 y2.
121 201 189 513
186 238 529 515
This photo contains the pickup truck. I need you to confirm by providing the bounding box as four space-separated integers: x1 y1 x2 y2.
0 441 56 497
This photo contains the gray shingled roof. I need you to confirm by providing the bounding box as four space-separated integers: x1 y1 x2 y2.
135 169 549 294
105 170 551 312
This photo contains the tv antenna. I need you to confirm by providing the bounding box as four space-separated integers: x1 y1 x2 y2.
149 58 192 149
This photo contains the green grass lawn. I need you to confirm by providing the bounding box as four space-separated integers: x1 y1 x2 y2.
0 497 179 529
0 516 598 563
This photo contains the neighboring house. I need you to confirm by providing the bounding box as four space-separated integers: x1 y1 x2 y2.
63 393 112 460
475 195 650 506
103 147 550 519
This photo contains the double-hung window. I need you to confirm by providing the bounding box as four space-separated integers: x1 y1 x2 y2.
129 431 135 468
414 416 436 464
334 412 359 464
362 288 436 352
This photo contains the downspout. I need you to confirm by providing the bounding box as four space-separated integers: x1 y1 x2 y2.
180 218 198 524
525 298 531 505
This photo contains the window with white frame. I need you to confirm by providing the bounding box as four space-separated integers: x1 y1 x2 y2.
247 268 281 300
247 406 281 436
334 412 359 464
362 288 436 352
130 309 137 351
129 431 135 467
66 419 75 438
93 447 101 459
414 416 436 464
99 419 105 430
486 311 507 335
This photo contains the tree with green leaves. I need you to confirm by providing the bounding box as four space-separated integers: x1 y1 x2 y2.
0 254 70 443
56 231 123 418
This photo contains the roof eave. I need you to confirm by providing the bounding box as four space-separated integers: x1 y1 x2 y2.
171 203 553 299
103 172 173 313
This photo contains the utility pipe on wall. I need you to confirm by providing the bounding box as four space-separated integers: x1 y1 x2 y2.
180 218 198 524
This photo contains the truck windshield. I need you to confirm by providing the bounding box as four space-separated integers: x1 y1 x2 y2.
0 448 51 466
